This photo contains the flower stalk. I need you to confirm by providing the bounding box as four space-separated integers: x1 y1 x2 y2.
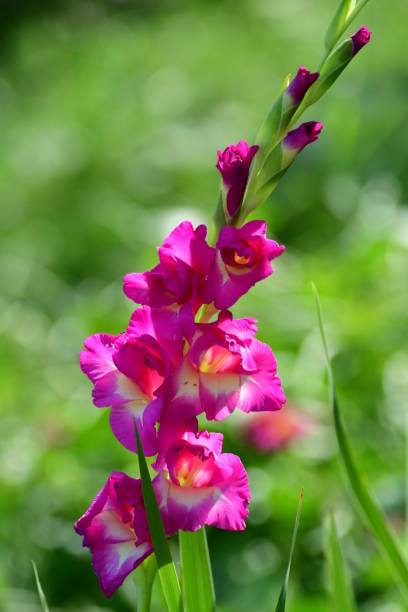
74 0 375 609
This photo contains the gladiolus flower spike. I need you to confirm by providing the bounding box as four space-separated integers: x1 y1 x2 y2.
75 1 373 603
77 218 284 596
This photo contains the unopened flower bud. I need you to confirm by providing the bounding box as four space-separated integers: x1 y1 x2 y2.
216 140 259 220
284 66 319 108
350 25 371 56
282 121 323 165
257 66 319 163
306 26 372 106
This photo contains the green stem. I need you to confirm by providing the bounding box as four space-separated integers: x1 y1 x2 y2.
136 556 158 612
179 528 216 612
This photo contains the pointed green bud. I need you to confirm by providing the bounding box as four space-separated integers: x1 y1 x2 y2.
325 0 356 52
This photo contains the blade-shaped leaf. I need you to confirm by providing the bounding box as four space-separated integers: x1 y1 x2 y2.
135 555 158 612
134 422 182 612
326 513 357 612
344 0 372 30
275 488 304 612
32 561 50 612
180 527 215 612
325 0 357 52
312 283 408 602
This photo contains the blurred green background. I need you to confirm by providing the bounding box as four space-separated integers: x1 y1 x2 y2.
0 0 407 610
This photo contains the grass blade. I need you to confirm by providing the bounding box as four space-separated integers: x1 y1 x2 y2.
32 561 50 612
179 527 215 612
326 513 357 612
134 422 182 612
312 283 408 601
275 488 304 612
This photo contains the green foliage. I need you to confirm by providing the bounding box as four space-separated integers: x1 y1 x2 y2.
0 1 407 611
314 284 408 604
32 561 50 612
180 528 216 612
135 424 181 612
274 489 303 611
325 0 357 52
326 514 357 612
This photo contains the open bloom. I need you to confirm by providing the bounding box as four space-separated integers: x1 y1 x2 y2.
153 428 250 532
123 221 215 341
217 140 259 219
80 307 180 455
164 311 285 420
203 220 284 310
285 66 319 107
350 26 371 56
74 472 154 597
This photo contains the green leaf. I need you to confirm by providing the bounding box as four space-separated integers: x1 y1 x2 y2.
312 283 408 602
180 527 215 612
325 0 356 52
32 561 50 612
134 422 182 612
135 555 158 612
344 0 372 31
326 513 357 612
274 488 304 612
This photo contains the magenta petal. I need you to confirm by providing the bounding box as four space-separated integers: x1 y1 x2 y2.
164 359 201 409
74 472 153 598
199 371 241 420
205 453 250 530
153 446 250 532
351 26 371 56
154 410 199 471
204 221 284 310
283 121 323 152
286 66 319 106
123 221 215 315
80 333 117 385
238 340 286 413
110 397 162 456
154 472 214 532
216 141 259 218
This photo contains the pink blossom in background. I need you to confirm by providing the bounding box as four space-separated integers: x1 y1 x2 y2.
153 428 250 533
74 472 155 597
203 220 284 309
350 26 372 56
164 311 285 420
243 407 313 452
217 140 259 219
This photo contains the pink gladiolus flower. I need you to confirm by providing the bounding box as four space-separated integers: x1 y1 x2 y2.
164 311 285 420
285 66 319 106
203 220 284 310
123 221 215 341
350 26 371 56
80 307 181 455
217 140 259 219
74 472 154 597
243 407 313 452
283 121 323 154
153 429 250 532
